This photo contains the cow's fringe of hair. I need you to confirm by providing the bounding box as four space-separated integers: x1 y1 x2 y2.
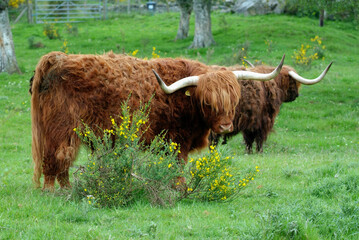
196 71 241 115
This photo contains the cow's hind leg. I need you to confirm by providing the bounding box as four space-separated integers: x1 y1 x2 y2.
43 136 79 191
255 138 264 153
57 170 71 189
42 151 59 191
56 138 80 189
43 174 56 191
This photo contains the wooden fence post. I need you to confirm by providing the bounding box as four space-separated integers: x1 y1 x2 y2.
27 0 33 23
103 0 107 20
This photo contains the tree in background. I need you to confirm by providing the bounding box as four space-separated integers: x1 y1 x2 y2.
335 0 358 26
312 0 336 27
175 0 192 40
287 0 358 27
190 0 215 48
0 0 21 74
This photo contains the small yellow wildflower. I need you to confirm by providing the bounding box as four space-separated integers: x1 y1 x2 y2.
132 49 139 56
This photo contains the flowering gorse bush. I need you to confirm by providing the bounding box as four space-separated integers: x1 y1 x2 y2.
292 36 326 66
9 0 25 8
151 47 160 58
72 101 259 207
310 35 326 60
72 101 182 207
225 42 254 67
236 47 249 67
185 146 259 201
65 23 78 36
131 49 139 56
265 39 273 53
43 22 61 40
61 39 69 54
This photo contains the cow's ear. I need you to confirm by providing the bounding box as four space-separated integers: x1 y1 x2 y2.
185 90 191 97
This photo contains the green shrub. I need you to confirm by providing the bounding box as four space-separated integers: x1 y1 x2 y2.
185 146 259 202
71 101 183 207
28 36 45 49
60 39 69 54
291 36 326 66
226 42 250 67
71 100 258 207
65 23 78 36
43 22 61 40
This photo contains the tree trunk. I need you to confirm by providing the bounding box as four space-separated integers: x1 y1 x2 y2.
0 8 21 74
319 9 324 27
175 0 192 40
189 0 215 48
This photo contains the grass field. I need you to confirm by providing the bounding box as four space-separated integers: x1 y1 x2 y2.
1 12 358 239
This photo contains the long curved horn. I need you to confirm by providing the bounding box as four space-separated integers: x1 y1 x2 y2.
242 59 255 68
152 69 199 94
288 62 333 85
232 54 285 81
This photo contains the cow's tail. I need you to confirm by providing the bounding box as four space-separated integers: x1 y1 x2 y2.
30 52 66 188
31 89 44 188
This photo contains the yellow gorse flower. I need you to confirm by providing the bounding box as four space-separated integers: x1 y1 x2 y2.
292 36 325 66
151 46 160 59
9 0 25 8
188 147 259 201
132 49 139 56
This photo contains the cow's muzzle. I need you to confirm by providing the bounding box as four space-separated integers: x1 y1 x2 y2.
219 122 233 134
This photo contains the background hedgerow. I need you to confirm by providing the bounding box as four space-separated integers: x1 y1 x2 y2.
71 100 256 207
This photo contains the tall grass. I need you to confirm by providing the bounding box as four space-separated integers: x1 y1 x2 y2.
0 12 358 239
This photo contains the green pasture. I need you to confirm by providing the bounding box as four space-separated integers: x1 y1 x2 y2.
1 12 358 239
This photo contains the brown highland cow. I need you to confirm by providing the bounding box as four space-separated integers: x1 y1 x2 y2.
30 51 284 190
210 61 332 153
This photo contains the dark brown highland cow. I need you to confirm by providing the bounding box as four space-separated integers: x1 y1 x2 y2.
30 51 285 190
210 61 332 153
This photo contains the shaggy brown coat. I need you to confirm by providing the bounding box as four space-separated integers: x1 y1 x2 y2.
210 65 301 153
30 51 242 190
